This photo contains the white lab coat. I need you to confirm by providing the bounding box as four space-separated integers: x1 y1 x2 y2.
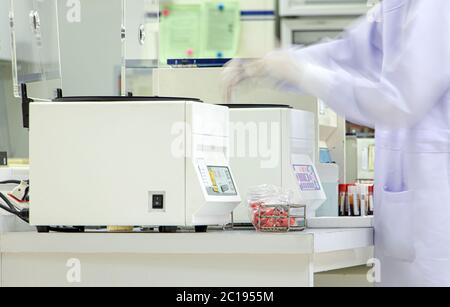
292 0 450 286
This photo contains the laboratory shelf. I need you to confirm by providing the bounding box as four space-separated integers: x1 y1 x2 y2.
0 228 373 255
0 228 374 287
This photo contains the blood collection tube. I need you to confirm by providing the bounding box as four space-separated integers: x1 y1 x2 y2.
352 185 360 216
347 184 360 216
347 184 354 216
368 185 374 215
339 184 348 216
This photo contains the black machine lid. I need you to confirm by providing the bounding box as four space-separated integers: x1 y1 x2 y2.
52 96 203 103
220 104 293 109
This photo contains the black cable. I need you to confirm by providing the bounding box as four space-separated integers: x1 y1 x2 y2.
16 208 30 224
1 192 83 231
0 192 18 212
0 192 30 223
0 204 29 224
0 199 29 223
0 202 16 215
1 185 83 231
0 180 21 185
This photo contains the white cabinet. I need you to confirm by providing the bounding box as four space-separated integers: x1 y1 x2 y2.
279 0 370 17
281 16 356 48
346 137 375 182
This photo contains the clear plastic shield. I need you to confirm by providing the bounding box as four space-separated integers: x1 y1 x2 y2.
159 0 240 63
122 0 160 95
10 0 127 98
123 0 159 68
10 0 62 99
57 0 124 96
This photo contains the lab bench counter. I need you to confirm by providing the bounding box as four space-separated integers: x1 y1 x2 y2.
0 229 374 287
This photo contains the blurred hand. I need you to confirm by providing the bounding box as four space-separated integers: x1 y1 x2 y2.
222 49 304 102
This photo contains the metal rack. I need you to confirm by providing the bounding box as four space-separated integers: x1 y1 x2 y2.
255 204 307 232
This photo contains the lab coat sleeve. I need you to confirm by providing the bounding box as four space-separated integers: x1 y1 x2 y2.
294 0 450 129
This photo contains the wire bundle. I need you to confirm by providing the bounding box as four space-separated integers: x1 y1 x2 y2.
0 190 29 223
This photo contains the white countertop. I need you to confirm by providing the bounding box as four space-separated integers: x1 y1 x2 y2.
0 228 373 255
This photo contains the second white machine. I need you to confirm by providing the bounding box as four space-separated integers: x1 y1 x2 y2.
227 105 327 223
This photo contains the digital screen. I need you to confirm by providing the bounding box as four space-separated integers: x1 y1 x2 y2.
204 166 237 196
293 165 321 191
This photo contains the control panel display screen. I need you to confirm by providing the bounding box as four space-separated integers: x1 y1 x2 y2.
293 164 321 191
198 163 238 196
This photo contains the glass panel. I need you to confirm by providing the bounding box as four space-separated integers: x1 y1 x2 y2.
159 1 203 64
202 0 240 59
123 0 159 68
159 0 240 64
122 0 160 96
10 0 62 99
0 1 11 60
10 0 127 98
0 61 29 159
57 0 123 96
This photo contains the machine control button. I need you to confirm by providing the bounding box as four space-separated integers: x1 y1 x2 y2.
152 194 164 210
